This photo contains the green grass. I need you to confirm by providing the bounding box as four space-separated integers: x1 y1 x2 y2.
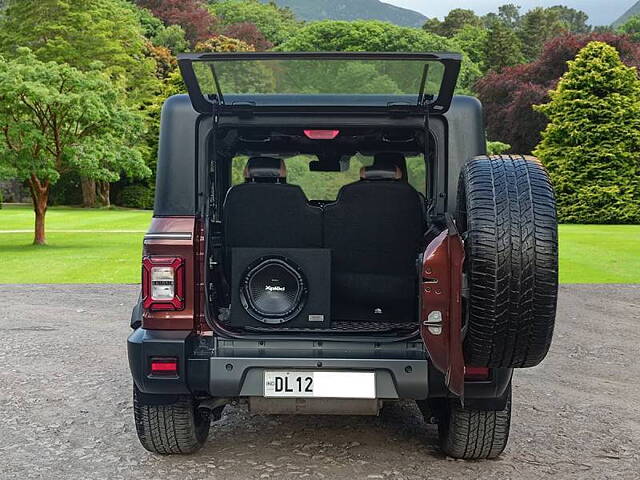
0 206 638 284
0 205 151 283
559 225 640 284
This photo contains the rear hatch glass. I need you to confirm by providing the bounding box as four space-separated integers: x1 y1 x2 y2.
178 52 461 114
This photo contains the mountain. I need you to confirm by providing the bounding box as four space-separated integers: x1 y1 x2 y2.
613 1 640 25
262 0 427 28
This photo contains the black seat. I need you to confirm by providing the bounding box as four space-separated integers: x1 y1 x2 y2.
323 160 425 323
224 157 323 251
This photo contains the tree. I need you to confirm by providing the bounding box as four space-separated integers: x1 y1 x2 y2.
483 20 525 72
548 6 591 34
533 42 640 223
0 0 157 105
194 35 255 53
423 8 483 38
153 24 189 54
476 32 640 154
0 0 157 206
0 51 150 244
222 22 273 51
137 0 216 45
497 4 521 28
618 14 640 42
436 8 483 37
278 20 482 93
209 0 300 46
452 25 489 71
518 7 566 61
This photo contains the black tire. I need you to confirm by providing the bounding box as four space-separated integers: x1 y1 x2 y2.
133 386 210 455
438 384 512 460
456 155 558 368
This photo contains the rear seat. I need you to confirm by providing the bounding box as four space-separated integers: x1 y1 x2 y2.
223 156 323 251
224 157 425 323
323 160 425 323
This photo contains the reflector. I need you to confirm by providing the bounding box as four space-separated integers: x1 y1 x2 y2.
304 130 340 140
150 357 178 375
464 366 490 381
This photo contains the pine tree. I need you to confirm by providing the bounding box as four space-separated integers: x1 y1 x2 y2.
533 41 640 223
483 21 524 72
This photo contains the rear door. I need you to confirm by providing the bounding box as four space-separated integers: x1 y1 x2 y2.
177 52 461 115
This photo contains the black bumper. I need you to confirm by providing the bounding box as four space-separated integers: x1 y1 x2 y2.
128 328 512 403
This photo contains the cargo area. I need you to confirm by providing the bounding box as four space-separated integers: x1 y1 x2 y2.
206 126 435 336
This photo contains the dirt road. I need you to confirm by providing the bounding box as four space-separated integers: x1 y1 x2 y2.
0 284 638 480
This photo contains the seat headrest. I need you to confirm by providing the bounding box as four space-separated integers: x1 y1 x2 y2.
360 160 402 181
374 152 407 180
244 157 287 183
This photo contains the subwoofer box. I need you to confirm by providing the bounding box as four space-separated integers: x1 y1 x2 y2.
230 248 331 329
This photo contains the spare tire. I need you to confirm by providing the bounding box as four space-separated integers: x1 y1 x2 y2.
456 155 558 368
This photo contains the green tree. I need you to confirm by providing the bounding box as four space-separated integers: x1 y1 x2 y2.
153 25 189 55
209 0 301 46
423 8 483 37
548 6 591 33
0 0 156 104
497 4 521 28
518 7 566 61
533 42 640 223
484 20 525 72
278 20 481 93
618 14 640 42
0 51 150 244
452 25 489 71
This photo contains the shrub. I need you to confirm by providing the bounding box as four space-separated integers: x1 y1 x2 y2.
476 32 640 154
533 42 640 224
487 141 511 155
116 185 155 210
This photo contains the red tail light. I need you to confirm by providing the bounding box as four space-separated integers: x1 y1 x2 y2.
304 129 340 140
464 366 490 381
142 257 185 311
150 357 178 375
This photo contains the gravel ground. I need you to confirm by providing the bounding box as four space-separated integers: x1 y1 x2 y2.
1 284 639 480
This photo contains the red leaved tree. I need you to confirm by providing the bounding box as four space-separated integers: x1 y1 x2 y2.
222 22 273 51
476 33 640 154
137 0 216 45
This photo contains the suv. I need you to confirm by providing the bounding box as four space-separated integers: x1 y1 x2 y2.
128 52 558 459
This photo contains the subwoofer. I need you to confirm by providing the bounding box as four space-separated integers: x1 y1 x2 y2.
230 248 331 329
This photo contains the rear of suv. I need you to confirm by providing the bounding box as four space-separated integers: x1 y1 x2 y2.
128 52 558 459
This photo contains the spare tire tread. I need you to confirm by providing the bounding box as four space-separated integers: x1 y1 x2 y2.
458 155 558 368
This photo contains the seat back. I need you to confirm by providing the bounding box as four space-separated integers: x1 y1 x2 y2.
323 160 425 323
224 157 323 251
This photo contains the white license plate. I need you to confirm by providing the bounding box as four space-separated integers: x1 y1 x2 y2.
264 371 376 399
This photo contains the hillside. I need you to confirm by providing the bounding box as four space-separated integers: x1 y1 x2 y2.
261 0 427 28
613 1 640 25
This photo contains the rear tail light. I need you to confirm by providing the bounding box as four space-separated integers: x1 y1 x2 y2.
464 366 490 381
150 357 178 376
304 129 340 140
142 257 185 311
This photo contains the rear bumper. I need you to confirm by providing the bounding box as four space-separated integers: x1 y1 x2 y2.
128 328 511 403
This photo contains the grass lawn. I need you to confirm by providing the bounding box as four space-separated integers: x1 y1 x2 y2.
0 205 639 284
0 206 152 283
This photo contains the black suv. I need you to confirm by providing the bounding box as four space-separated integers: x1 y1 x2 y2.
128 52 558 459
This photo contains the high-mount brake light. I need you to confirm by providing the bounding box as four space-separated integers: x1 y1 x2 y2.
142 257 185 311
304 129 340 140
464 366 490 381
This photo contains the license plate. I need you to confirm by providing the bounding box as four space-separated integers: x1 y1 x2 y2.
264 371 376 399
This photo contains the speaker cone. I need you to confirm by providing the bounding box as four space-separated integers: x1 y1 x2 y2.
240 256 307 324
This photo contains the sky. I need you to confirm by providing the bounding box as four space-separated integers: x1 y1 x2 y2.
385 0 636 25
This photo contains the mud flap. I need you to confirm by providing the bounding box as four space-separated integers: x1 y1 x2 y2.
420 219 465 397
